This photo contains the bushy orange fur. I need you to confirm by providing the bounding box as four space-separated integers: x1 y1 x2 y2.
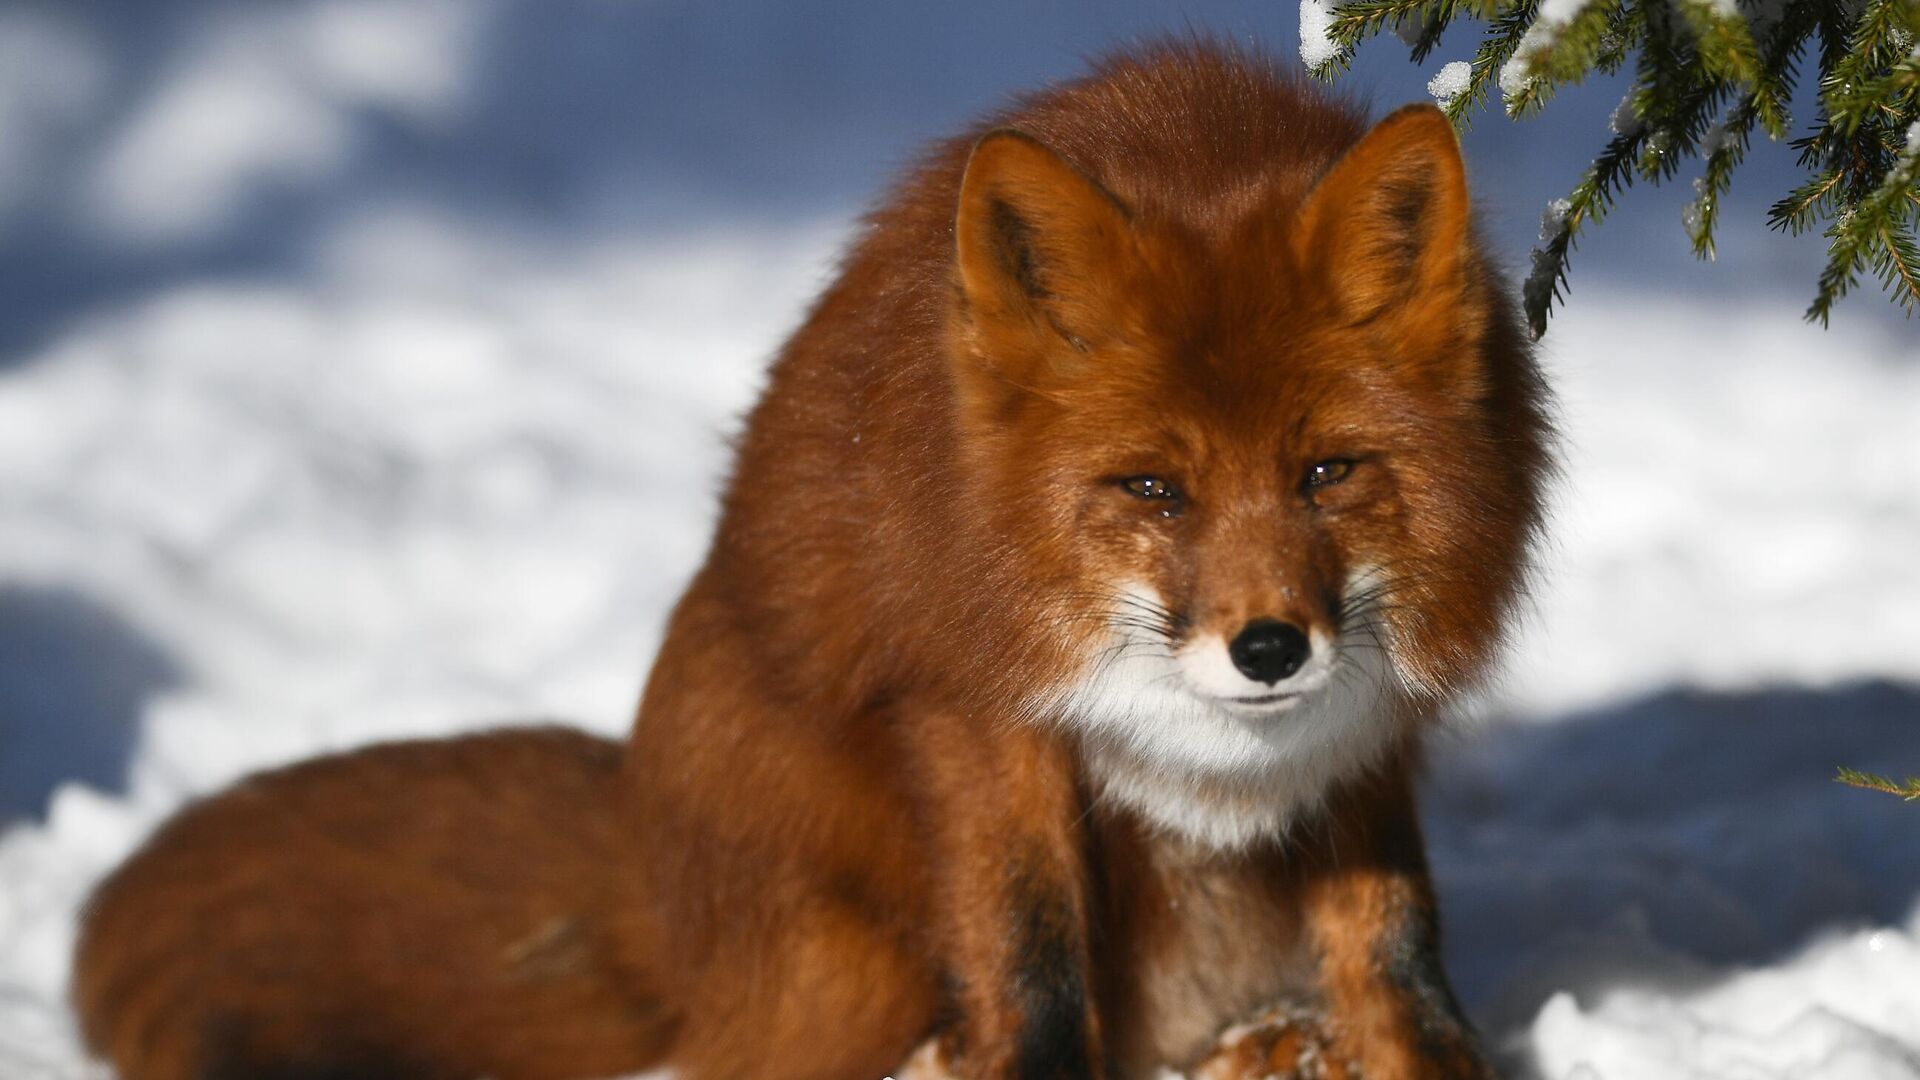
74 41 1551 1080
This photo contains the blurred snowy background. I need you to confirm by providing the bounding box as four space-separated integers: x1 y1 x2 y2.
0 2 1916 1077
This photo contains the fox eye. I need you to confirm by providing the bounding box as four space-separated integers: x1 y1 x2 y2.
1302 459 1355 491
1120 476 1183 517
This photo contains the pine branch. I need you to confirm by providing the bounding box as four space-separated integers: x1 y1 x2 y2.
1808 198 1920 324
1515 0 1626 94
1686 1 1822 256
1746 0 1821 142
1771 167 1846 233
1677 0 1766 91
1318 0 1920 327
1878 220 1920 307
1836 766 1920 800
1825 0 1917 135
1593 1 1644 75
1526 26 1729 334
1857 49 1920 117
1686 110 1751 258
1803 25 1920 325
1632 0 1723 183
1446 0 1543 130
1326 0 1440 50
1524 122 1648 336
1409 2 1457 63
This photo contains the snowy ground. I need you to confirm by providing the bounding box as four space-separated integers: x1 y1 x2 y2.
2 3 1918 1078
3 222 1916 1079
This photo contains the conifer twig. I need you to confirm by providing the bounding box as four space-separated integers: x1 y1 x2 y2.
1836 767 1920 800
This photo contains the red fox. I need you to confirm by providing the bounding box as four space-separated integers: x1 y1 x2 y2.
73 40 1552 1080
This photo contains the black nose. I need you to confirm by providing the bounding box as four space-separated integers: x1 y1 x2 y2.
1228 619 1310 685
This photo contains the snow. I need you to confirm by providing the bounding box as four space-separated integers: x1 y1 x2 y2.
5 239 1917 1080
1428 61 1473 107
4 4 1920 1078
1539 197 1574 241
1530 916 1920 1079
1524 199 1575 323
1609 92 1645 137
1298 0 1340 70
83 0 488 245
1534 0 1598 24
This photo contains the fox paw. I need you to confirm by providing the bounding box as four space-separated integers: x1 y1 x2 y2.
1187 1003 1357 1080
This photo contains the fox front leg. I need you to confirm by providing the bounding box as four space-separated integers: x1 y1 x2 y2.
906 709 1103 1080
1297 762 1495 1080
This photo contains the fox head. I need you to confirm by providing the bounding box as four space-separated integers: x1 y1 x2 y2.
947 104 1551 848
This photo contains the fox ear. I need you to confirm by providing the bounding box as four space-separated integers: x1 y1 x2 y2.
953 129 1135 363
1294 105 1475 336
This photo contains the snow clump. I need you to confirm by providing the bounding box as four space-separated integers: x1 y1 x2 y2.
1298 0 1341 70
1427 61 1472 107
